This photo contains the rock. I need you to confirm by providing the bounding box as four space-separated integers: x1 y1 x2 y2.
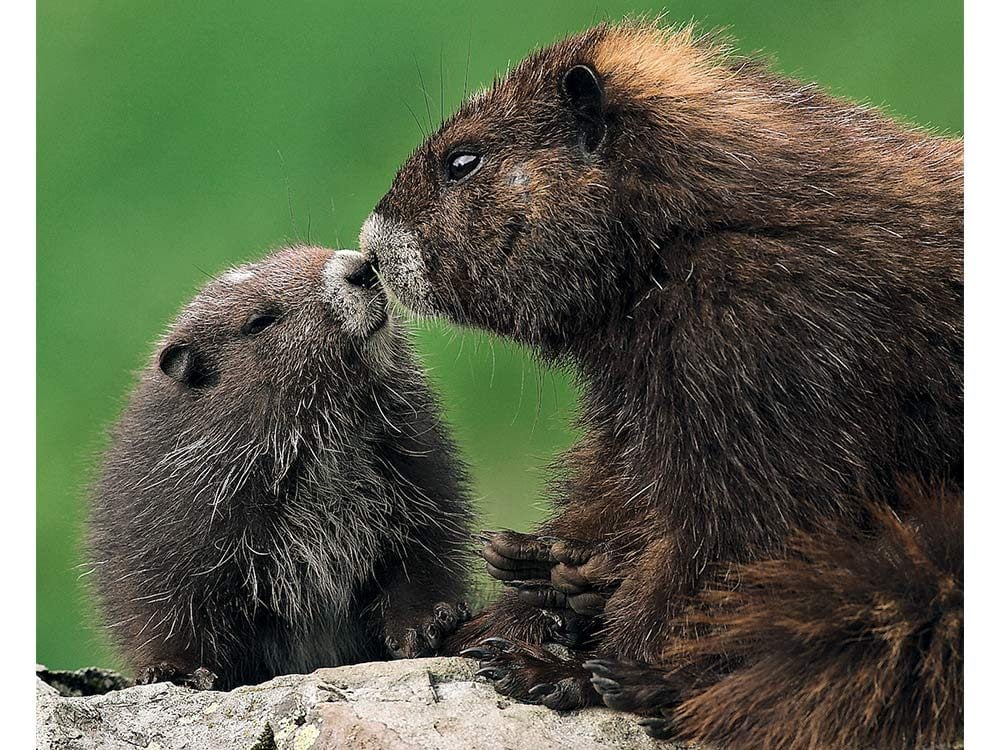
36 658 674 750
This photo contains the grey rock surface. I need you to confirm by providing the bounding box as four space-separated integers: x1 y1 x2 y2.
36 658 673 750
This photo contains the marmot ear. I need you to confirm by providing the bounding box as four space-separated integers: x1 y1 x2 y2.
562 64 606 153
159 342 215 388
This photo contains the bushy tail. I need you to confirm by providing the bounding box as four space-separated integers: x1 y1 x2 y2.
663 480 963 750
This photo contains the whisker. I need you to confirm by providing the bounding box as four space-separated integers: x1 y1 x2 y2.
413 54 434 132
464 27 472 99
277 149 297 239
401 97 427 139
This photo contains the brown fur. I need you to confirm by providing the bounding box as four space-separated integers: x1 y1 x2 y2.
590 480 962 749
361 20 963 748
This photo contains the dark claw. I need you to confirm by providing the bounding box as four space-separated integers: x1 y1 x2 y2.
485 563 521 581
638 717 674 740
423 623 442 649
541 677 593 712
590 675 621 693
475 667 505 680
528 682 556 699
459 647 492 660
582 659 614 677
492 673 522 698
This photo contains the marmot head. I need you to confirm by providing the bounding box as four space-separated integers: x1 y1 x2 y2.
121 245 412 501
154 245 396 394
359 23 740 354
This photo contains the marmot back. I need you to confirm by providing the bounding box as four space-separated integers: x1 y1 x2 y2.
88 246 473 690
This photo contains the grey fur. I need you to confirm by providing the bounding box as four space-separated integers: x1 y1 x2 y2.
88 246 473 690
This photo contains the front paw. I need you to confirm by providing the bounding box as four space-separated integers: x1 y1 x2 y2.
482 532 616 618
461 637 597 711
386 601 471 659
480 530 556 581
547 537 617 616
134 662 217 690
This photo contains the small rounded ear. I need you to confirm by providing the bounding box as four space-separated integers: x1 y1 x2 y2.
563 64 604 118
562 64 606 152
159 342 214 388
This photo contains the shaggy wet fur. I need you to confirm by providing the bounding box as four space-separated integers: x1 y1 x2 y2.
361 21 963 749
588 481 963 749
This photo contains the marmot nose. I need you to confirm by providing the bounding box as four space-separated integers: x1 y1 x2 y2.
345 258 380 289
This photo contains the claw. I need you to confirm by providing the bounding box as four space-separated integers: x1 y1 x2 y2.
638 717 674 740
423 623 442 648
475 667 505 680
431 607 456 632
527 682 556 699
432 601 454 617
582 659 614 677
459 647 492 660
590 675 621 693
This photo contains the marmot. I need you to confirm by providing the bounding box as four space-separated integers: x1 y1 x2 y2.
358 21 962 750
88 246 473 691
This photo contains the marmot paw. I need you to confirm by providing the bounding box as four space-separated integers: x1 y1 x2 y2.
134 663 217 690
386 600 472 659
461 637 598 711
479 529 556 581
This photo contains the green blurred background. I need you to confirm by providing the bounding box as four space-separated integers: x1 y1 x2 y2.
37 1 962 671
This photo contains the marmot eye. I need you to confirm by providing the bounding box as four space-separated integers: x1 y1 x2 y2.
241 309 282 336
446 152 482 183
